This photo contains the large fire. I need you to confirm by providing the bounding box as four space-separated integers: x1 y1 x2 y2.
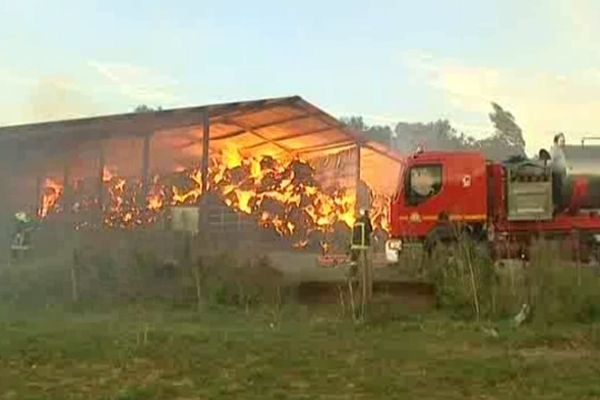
37 146 389 249
207 148 357 237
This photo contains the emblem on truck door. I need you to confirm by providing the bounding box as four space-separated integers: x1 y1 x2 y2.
462 175 472 188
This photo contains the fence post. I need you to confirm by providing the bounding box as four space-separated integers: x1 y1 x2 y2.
71 248 80 304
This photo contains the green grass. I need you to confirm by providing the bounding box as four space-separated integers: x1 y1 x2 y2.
2 305 600 399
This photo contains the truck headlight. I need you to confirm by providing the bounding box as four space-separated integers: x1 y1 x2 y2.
385 240 403 264
386 240 403 251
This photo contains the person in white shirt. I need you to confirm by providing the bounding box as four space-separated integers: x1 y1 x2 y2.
551 133 568 211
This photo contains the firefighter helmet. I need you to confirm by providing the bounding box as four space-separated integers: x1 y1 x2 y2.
15 212 28 222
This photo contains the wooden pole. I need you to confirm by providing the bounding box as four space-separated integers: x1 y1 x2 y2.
71 249 80 304
347 277 357 322
358 146 375 308
356 140 373 305
575 231 582 287
193 257 203 313
360 249 367 319
366 247 373 302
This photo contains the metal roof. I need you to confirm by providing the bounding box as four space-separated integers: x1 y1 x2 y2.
0 95 403 194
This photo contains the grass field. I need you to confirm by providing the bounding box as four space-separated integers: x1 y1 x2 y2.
2 304 600 399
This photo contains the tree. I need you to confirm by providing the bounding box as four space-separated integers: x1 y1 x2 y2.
340 116 395 146
364 124 394 146
478 102 526 160
133 104 163 113
394 119 473 152
339 116 367 133
488 102 525 149
340 102 526 161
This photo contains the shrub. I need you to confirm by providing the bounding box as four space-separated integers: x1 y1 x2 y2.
425 236 600 325
525 239 600 325
424 237 497 320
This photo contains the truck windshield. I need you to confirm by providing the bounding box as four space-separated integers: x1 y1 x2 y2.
406 164 442 205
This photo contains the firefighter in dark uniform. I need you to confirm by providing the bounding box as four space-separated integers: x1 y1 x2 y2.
349 208 374 304
11 211 36 260
13 212 34 245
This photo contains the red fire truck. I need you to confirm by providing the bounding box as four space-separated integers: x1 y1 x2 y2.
385 141 600 264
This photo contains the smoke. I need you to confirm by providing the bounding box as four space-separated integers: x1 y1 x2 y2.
29 76 98 123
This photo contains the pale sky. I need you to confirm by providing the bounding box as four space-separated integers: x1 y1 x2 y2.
1 0 599 154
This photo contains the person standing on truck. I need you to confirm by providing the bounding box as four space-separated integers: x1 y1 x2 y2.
551 133 568 211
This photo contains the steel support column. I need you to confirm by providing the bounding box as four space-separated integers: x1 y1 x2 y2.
141 134 152 206
35 174 41 217
200 109 211 230
62 155 72 214
201 110 210 194
97 142 106 217
355 143 362 215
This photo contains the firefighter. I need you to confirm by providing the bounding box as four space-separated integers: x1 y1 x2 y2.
11 211 36 259
350 209 374 264
357 208 373 245
551 133 568 211
349 208 374 308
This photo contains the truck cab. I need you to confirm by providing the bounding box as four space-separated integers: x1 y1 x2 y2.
385 149 488 263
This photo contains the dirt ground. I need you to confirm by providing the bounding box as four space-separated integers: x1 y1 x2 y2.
267 250 414 283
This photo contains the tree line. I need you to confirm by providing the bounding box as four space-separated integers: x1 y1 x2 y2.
340 102 527 162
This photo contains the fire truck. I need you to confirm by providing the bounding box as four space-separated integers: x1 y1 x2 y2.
385 140 600 264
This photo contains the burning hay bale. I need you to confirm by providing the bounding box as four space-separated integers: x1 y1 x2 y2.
34 146 390 251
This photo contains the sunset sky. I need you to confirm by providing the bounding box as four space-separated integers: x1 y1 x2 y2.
1 0 599 153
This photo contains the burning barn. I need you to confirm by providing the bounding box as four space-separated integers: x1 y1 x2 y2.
0 96 403 259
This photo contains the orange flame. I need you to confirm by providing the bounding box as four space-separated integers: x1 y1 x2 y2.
147 195 163 211
39 178 63 218
36 145 389 248
293 239 309 249
102 167 114 182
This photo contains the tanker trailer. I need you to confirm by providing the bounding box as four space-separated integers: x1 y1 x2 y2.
563 138 600 212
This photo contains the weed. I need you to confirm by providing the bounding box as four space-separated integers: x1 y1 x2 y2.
1 307 600 399
425 237 600 325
